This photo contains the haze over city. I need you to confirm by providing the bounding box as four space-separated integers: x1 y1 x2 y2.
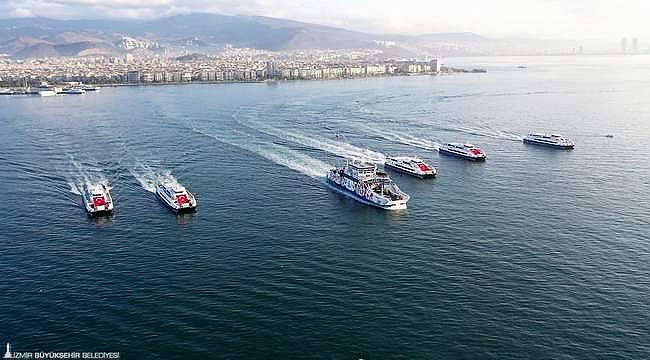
2 0 649 40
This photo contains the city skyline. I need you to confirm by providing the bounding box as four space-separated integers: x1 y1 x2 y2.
1 0 649 40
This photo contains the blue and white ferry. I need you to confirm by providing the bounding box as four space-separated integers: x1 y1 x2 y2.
327 159 410 210
523 133 575 149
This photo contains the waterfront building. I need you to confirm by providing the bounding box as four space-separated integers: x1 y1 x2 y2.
430 58 441 73
141 72 154 82
126 70 140 83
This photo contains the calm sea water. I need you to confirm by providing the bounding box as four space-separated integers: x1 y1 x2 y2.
1 55 649 359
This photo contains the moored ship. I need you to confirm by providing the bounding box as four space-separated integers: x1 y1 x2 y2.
327 159 410 210
25 84 57 96
81 184 114 216
384 156 436 178
60 87 86 95
156 180 197 212
523 133 574 149
439 143 487 161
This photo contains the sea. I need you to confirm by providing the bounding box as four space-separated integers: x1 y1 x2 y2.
1 55 649 359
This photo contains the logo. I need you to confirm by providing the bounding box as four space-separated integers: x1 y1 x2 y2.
1 342 119 359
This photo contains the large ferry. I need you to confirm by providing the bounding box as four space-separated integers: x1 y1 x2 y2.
523 133 575 149
327 159 410 210
384 156 436 178
439 143 487 161
156 180 197 212
81 184 114 216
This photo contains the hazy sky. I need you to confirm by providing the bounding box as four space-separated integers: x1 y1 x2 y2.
2 0 649 39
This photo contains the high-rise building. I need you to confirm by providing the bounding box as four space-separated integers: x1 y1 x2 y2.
631 38 639 53
126 70 140 83
621 37 628 53
430 58 441 73
266 61 280 79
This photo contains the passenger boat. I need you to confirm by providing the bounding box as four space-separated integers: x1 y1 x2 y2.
81 85 101 92
24 85 57 96
156 180 197 212
384 156 436 178
81 184 114 216
523 133 574 149
36 89 57 97
327 159 410 210
439 143 487 161
60 88 86 95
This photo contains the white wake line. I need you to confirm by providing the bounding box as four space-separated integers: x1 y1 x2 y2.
351 124 441 151
436 124 523 141
128 162 181 193
192 126 332 178
66 157 110 195
239 119 386 164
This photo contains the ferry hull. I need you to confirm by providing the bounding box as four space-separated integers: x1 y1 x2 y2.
86 208 113 217
156 190 197 213
326 178 408 210
384 163 436 178
523 138 574 149
439 148 486 161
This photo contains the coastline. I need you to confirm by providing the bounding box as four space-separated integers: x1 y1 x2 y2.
1 70 470 91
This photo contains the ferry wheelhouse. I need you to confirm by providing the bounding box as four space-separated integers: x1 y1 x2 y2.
327 159 410 210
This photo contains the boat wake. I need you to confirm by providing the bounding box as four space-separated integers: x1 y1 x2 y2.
353 125 440 151
66 158 110 195
238 119 386 164
436 124 522 141
129 163 180 193
191 126 332 178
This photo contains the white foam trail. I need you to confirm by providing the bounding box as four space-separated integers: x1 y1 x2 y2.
437 124 522 141
66 157 110 195
192 127 331 178
239 118 386 163
68 182 82 195
353 124 440 151
128 163 180 193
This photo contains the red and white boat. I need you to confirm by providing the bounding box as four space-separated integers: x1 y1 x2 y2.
156 180 197 213
384 156 437 178
439 143 487 161
81 184 114 216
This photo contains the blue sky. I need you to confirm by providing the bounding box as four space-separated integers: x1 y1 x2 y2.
2 0 649 39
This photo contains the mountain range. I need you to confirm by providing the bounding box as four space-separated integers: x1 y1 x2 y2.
0 13 591 59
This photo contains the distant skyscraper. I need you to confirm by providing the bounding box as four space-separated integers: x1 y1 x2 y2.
631 38 639 53
621 37 628 53
266 61 279 79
